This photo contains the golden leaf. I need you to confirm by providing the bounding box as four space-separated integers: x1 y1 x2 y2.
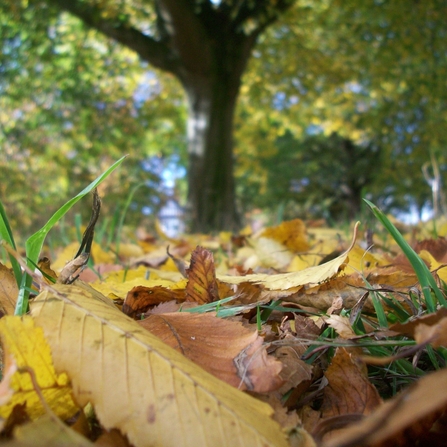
218 223 359 290
185 246 218 304
0 316 79 421
30 285 291 447
262 219 310 253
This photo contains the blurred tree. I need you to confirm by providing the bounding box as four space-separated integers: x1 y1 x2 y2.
238 132 388 222
0 7 186 233
15 0 296 232
236 0 447 221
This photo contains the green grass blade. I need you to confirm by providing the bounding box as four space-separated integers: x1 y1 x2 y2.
0 200 22 286
14 156 127 315
364 199 447 311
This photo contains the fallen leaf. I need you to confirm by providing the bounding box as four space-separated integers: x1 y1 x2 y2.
0 316 79 421
218 223 359 290
1 414 95 447
324 315 356 339
0 263 18 316
251 237 294 270
414 317 447 348
139 312 283 392
30 284 291 447
321 348 382 420
185 246 219 304
122 285 186 317
37 257 58 284
390 308 447 337
262 219 310 253
321 366 447 447
275 346 313 394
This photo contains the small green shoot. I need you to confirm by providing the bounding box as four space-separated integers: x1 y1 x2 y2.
364 199 447 311
0 156 127 316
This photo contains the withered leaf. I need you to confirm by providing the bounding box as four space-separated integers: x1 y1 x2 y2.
275 346 313 395
390 307 447 337
122 285 186 317
321 366 447 447
185 246 218 303
139 312 283 393
0 263 18 316
321 348 382 420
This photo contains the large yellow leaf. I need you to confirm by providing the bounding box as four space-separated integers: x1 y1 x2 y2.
0 316 79 421
218 223 359 290
30 285 292 447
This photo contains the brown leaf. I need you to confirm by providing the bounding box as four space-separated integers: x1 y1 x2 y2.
185 246 218 303
139 312 283 393
321 348 382 420
321 367 447 447
414 317 447 348
275 346 313 394
390 307 447 337
324 315 356 339
37 257 58 284
0 263 18 316
122 285 186 317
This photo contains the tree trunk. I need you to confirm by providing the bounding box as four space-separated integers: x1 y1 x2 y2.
183 74 240 232
174 27 257 233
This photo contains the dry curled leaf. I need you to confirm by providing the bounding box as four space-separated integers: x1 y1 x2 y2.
185 246 219 303
218 223 359 290
321 367 447 447
321 348 382 420
0 263 18 316
122 285 186 317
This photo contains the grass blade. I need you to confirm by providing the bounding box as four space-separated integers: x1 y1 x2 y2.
0 201 22 286
364 199 447 311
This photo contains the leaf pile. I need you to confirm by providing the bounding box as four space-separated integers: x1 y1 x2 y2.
1 218 447 446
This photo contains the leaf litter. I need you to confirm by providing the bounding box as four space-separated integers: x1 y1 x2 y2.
1 214 447 446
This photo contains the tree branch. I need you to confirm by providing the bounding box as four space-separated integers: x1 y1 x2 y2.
156 0 212 75
48 0 179 73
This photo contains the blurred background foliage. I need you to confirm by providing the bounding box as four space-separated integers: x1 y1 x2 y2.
1 0 447 237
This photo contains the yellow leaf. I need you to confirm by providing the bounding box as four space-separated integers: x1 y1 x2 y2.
419 249 447 284
0 316 79 421
344 244 385 275
262 219 310 253
252 237 294 270
218 223 359 290
91 242 115 264
30 285 291 447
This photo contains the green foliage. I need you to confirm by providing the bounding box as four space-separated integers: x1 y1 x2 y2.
0 4 186 236
238 132 388 222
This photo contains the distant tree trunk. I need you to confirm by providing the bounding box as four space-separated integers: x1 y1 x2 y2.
179 36 253 231
184 79 239 231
